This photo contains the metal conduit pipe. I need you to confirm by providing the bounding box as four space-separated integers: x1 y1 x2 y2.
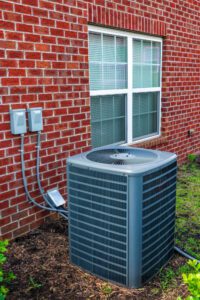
174 246 200 263
20 133 68 219
36 131 68 217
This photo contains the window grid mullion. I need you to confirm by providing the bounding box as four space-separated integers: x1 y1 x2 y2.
127 36 133 144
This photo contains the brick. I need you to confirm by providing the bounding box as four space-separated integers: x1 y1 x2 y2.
20 215 36 226
0 1 13 11
18 42 34 50
25 33 41 42
9 69 26 76
12 211 28 222
43 53 57 61
41 18 55 27
1 207 17 218
23 15 39 25
42 35 56 44
16 23 33 33
25 51 41 59
7 51 24 59
19 60 35 67
4 12 22 22
27 69 43 76
0 40 16 49
34 26 49 36
0 69 6 76
0 216 11 227
0 59 18 67
35 43 50 52
36 61 51 68
22 0 38 6
0 20 14 30
13 225 29 238
56 21 70 30
1 78 19 86
40 0 54 10
6 31 23 40
15 4 32 14
1 222 18 234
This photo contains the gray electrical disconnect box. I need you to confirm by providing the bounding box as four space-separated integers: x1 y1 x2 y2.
28 107 43 132
46 188 65 207
10 109 27 135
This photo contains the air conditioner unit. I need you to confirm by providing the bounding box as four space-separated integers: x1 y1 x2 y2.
67 146 177 288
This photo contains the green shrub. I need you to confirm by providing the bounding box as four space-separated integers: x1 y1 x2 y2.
187 154 197 163
177 260 200 300
0 240 16 300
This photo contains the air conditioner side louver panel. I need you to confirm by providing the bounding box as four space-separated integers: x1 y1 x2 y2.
141 162 177 283
68 165 128 286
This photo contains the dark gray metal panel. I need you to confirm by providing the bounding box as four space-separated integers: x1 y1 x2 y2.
67 164 72 264
141 160 177 283
128 176 143 288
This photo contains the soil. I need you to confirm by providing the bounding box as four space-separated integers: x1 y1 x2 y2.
6 217 189 300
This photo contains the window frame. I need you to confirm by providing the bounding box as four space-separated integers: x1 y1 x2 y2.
89 25 163 145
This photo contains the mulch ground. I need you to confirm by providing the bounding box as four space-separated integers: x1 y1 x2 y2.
7 217 188 300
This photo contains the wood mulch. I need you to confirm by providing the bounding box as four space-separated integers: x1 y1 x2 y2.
7 217 188 300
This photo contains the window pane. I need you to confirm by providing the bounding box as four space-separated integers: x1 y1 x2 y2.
133 39 161 88
132 115 140 138
133 39 142 63
101 96 114 119
114 95 125 117
103 64 116 89
89 33 102 62
91 97 101 121
91 95 126 148
91 122 102 148
102 120 114 145
116 64 127 89
103 35 115 62
116 37 127 62
149 112 157 133
133 94 140 115
142 65 152 88
140 93 149 113
133 65 142 88
152 65 160 87
90 63 102 90
89 32 127 90
140 114 149 136
142 41 151 63
114 118 125 142
152 42 161 64
132 92 159 139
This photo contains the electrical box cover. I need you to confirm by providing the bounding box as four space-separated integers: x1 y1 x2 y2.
46 188 65 207
10 109 27 135
28 108 43 132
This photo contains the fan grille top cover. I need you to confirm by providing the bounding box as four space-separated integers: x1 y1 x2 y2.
86 148 158 165
67 146 177 175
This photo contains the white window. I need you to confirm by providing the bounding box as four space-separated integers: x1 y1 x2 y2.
89 26 162 148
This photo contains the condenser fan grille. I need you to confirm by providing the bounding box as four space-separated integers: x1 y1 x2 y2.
86 148 158 165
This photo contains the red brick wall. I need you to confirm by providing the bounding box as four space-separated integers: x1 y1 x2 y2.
1 0 200 239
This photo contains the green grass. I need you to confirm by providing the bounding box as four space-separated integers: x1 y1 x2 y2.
176 162 200 260
159 267 177 290
157 162 200 292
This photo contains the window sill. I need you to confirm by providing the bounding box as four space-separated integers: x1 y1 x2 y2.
126 135 168 148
